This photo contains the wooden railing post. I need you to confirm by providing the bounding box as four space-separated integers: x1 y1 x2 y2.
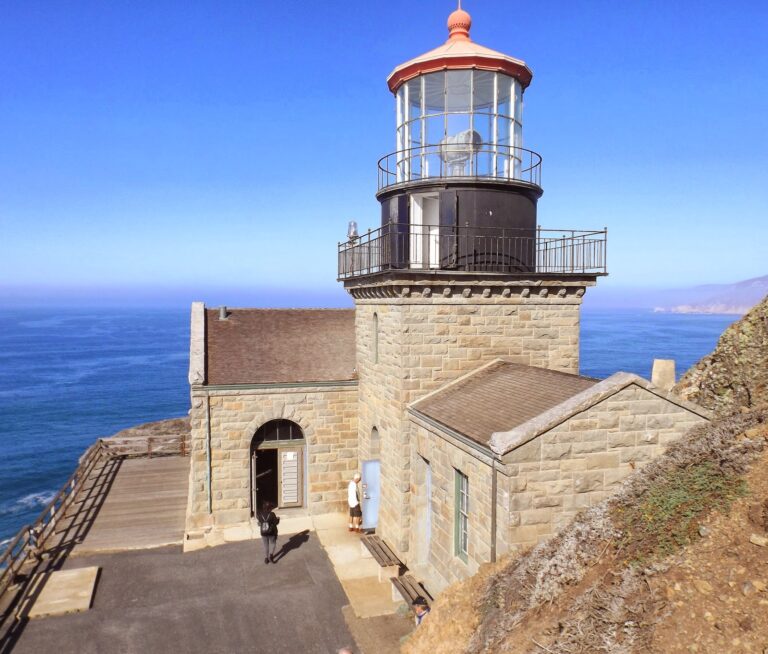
148 437 153 459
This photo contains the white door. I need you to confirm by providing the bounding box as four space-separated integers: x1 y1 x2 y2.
410 194 439 268
278 448 303 508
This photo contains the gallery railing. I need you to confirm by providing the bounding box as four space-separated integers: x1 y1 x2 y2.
377 144 542 191
338 225 607 279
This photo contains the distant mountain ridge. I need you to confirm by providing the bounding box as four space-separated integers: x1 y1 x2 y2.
653 275 768 315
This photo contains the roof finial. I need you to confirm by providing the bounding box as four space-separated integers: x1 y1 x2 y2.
447 2 472 41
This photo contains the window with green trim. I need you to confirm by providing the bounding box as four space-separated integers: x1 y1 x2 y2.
454 469 469 560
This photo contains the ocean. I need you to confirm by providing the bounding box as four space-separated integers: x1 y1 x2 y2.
0 307 737 545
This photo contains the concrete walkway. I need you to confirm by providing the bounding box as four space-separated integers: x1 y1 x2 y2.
8 537 356 654
313 514 404 619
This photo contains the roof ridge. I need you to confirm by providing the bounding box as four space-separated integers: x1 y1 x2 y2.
494 358 601 383
489 372 712 456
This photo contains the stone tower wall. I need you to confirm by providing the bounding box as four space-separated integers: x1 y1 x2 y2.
351 281 587 555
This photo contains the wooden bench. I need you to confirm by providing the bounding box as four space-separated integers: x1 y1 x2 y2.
361 535 403 582
391 573 432 607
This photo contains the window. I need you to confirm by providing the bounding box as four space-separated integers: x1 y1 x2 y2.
454 470 469 560
373 312 379 364
254 419 304 442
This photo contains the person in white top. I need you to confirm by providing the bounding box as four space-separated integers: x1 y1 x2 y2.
348 472 362 533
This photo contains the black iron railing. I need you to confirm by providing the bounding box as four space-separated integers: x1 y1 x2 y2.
378 144 542 191
338 225 607 279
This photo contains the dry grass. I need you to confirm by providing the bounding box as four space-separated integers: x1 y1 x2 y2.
400 559 506 654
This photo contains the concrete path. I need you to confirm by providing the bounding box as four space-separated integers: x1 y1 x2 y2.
75 457 188 554
313 514 404 619
8 536 356 654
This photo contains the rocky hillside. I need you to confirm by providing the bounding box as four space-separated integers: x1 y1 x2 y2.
105 416 190 441
674 294 768 415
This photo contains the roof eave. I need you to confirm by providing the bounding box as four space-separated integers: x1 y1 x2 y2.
386 55 533 93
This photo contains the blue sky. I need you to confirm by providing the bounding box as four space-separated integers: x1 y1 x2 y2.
1 1 766 308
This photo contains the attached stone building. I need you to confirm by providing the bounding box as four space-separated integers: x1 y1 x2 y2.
407 360 709 592
185 305 359 537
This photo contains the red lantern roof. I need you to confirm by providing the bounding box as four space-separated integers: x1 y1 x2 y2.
386 5 533 94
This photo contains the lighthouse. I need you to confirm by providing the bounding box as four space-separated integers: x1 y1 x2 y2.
379 4 539 272
339 6 608 557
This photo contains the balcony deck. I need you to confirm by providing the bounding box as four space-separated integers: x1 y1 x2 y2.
338 225 607 281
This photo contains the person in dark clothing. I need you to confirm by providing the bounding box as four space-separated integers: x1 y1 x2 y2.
257 500 280 564
412 596 430 625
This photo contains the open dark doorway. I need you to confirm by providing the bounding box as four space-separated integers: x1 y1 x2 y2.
250 420 306 515
253 448 278 513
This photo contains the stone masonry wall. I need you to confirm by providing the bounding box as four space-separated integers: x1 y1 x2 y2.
411 419 495 593
186 384 358 533
352 284 585 556
498 384 707 553
406 383 708 589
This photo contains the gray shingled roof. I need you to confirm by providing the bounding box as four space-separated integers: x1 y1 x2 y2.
410 360 599 446
204 309 356 385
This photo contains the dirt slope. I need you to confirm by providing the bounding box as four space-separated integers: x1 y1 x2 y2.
674 294 768 415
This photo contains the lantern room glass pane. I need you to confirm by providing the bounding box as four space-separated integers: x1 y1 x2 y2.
426 114 444 147
445 70 471 112
473 71 495 112
497 115 511 146
446 113 470 139
409 117 422 148
473 110 492 145
407 78 422 123
424 71 445 114
497 75 512 117
513 79 523 123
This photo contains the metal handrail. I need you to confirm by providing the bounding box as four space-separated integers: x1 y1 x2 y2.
0 431 189 597
377 144 542 191
338 224 607 279
0 439 106 596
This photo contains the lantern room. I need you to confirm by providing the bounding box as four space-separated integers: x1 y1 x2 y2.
384 6 535 189
337 5 608 282
375 5 542 272
392 69 525 183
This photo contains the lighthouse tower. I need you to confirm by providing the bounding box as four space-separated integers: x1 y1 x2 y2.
339 7 607 556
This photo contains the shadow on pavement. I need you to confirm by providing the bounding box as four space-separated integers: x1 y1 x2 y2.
273 530 310 563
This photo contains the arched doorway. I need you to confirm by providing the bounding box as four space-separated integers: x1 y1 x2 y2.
250 419 305 516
